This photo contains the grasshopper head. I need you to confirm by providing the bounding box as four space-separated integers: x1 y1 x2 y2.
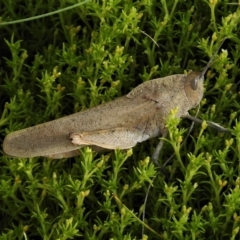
183 38 226 110
184 71 204 109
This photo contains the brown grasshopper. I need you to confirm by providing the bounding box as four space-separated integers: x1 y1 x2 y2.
2 41 228 165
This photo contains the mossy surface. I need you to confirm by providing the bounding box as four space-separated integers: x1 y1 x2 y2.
1 1 240 239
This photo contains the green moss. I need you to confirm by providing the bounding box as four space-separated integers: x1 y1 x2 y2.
1 0 240 239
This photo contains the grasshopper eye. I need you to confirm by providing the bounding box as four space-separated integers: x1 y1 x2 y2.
191 76 199 90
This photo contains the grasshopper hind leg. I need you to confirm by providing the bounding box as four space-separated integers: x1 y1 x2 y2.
69 127 144 150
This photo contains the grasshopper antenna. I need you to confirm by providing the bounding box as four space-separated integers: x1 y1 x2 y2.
199 37 227 80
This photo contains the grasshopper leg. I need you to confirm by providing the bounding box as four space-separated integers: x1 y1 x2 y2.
152 131 168 166
185 115 229 132
69 127 144 150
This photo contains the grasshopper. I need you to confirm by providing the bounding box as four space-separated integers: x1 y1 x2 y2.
2 41 228 165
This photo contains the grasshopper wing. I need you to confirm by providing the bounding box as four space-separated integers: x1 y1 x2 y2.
3 96 156 158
